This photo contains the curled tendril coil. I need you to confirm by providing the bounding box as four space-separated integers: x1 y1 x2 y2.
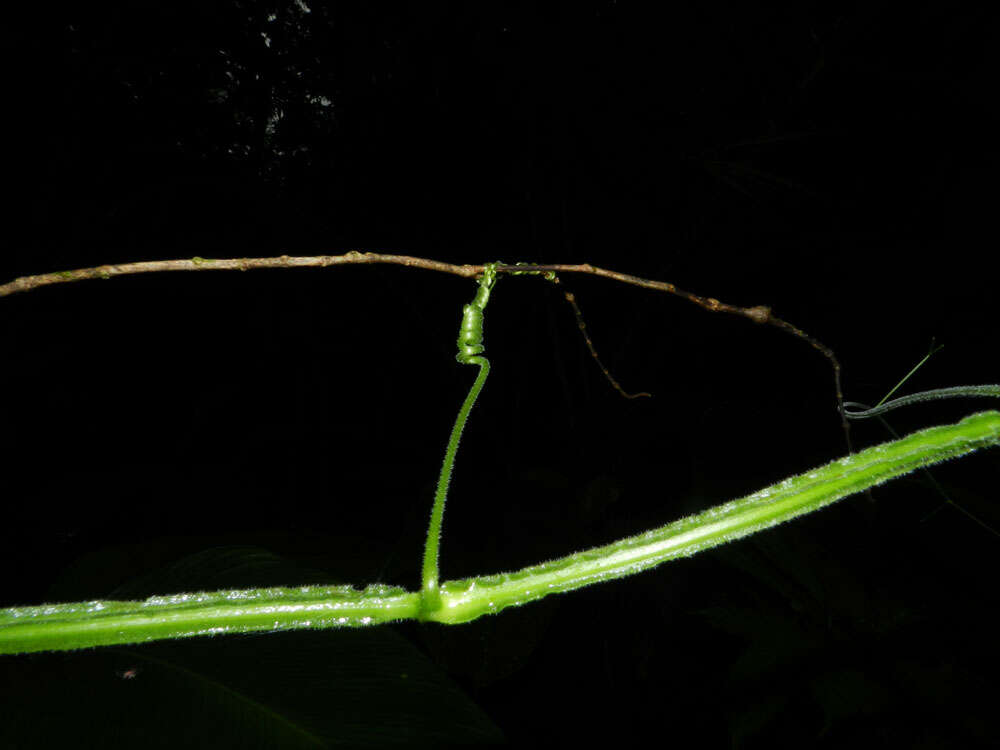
456 262 498 364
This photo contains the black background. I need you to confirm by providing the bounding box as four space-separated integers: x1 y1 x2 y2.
3 2 1000 746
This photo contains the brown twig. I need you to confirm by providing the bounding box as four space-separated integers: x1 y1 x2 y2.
498 263 851 451
0 253 480 298
0 252 851 451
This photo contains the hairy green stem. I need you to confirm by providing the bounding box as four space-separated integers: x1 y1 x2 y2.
428 409 1000 623
4 410 998 656
0 585 418 656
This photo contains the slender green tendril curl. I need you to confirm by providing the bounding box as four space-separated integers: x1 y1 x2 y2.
419 263 499 618
843 385 1000 420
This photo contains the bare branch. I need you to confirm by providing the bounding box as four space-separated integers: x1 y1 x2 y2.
0 253 480 298
0 252 850 449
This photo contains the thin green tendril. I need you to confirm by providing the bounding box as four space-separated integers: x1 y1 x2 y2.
419 263 499 617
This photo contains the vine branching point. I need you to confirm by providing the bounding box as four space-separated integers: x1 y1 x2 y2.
3 410 998 655
1 253 997 655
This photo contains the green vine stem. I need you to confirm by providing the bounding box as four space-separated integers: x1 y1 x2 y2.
4 409 999 656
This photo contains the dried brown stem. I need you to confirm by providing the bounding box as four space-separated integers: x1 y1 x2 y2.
0 253 480 298
0 252 850 449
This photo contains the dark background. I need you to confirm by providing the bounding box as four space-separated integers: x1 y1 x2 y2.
3 2 999 746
